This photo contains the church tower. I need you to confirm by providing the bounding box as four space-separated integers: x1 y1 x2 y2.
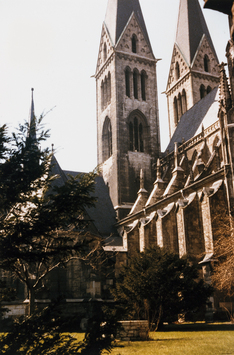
95 0 160 220
166 0 220 138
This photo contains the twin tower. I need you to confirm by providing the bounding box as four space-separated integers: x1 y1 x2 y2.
95 0 219 220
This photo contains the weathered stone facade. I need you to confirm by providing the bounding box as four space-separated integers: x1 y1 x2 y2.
95 4 160 220
102 0 234 314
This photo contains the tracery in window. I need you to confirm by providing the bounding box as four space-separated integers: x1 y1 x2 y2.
102 116 112 161
129 114 145 153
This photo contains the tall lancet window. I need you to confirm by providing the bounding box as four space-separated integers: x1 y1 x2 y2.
129 116 144 152
181 89 187 115
103 43 107 62
174 97 178 125
125 67 131 97
200 84 206 99
133 69 139 99
101 80 104 110
102 117 112 161
132 34 137 53
204 54 210 72
175 61 180 80
141 70 147 101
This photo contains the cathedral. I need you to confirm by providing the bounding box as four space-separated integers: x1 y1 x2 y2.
4 0 234 320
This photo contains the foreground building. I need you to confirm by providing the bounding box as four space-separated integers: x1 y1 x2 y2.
3 0 234 320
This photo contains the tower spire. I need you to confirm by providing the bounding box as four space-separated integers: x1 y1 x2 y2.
104 0 152 51
176 0 218 65
27 88 36 143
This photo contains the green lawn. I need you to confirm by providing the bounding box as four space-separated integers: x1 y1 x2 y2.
110 323 234 355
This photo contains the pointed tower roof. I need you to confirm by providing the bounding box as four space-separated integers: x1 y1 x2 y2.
27 88 36 142
104 0 151 48
176 0 218 65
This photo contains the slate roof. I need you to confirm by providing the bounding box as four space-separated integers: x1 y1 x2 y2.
104 0 152 51
64 170 119 242
165 86 219 153
176 0 218 65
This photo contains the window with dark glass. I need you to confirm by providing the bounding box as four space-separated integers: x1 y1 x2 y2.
125 67 131 97
141 71 146 101
207 86 212 94
102 117 112 161
175 61 180 80
181 89 187 115
132 34 137 53
204 55 210 72
174 97 178 124
200 84 206 99
103 43 107 62
129 117 144 152
133 70 138 99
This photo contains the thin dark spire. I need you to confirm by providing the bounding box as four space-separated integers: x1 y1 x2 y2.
28 88 36 142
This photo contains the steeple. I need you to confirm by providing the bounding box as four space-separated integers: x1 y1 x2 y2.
28 88 36 142
176 0 218 65
104 0 152 51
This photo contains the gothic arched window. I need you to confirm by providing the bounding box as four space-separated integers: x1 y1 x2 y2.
125 67 131 97
101 80 104 110
132 34 137 53
204 54 210 72
102 117 112 161
129 116 144 152
181 89 187 115
174 97 178 124
175 61 180 80
200 84 206 99
133 69 139 99
107 72 111 104
177 93 182 119
141 70 147 101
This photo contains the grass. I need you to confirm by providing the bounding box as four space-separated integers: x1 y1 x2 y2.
109 323 234 355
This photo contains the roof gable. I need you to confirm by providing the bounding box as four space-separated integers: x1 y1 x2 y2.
96 23 113 75
191 35 219 75
116 12 154 59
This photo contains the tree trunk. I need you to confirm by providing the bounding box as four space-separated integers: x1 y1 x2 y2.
155 304 163 331
28 287 36 316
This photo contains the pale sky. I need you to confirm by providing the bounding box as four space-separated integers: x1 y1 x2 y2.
0 0 230 172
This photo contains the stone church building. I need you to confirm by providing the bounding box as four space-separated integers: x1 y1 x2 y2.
3 0 234 320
